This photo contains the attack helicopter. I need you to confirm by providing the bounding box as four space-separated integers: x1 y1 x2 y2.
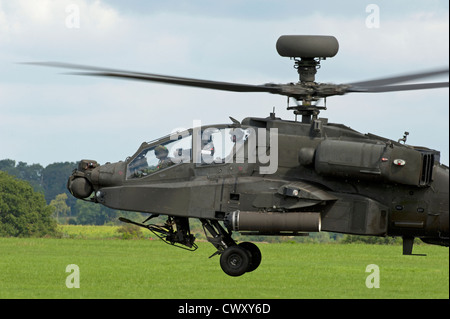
28 35 449 276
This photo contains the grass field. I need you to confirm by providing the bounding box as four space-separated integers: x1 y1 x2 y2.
0 232 448 299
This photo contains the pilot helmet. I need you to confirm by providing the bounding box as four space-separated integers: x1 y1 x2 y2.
154 145 169 156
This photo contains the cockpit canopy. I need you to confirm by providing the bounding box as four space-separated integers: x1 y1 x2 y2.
127 127 252 179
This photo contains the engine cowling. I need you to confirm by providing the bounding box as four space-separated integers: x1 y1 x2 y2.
313 140 434 186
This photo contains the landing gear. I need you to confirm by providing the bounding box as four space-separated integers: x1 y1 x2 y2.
238 242 262 273
220 246 250 276
201 218 262 276
402 236 414 255
220 243 262 276
402 236 426 256
120 215 262 276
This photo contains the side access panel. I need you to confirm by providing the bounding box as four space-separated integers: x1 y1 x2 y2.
97 177 221 218
321 194 388 236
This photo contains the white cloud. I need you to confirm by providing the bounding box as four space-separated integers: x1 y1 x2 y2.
0 0 124 61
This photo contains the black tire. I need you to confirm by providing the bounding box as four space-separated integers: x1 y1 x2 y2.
220 245 251 277
238 242 262 272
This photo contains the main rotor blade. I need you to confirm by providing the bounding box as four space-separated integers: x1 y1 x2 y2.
348 81 449 93
24 61 449 100
349 68 449 88
24 61 281 94
73 71 281 94
23 61 155 75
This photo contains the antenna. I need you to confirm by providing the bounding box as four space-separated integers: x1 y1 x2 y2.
398 132 409 144
269 107 276 119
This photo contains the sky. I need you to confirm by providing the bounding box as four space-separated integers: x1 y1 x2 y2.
0 0 448 167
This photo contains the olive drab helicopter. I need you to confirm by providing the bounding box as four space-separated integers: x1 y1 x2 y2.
27 35 449 276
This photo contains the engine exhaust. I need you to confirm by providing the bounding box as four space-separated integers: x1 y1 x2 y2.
225 211 321 233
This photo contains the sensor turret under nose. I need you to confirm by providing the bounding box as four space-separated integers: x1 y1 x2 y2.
68 176 93 199
67 159 98 199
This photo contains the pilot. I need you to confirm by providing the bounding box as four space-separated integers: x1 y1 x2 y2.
227 128 247 163
154 145 174 170
230 128 246 142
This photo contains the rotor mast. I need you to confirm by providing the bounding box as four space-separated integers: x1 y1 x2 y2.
290 57 326 123
295 57 319 83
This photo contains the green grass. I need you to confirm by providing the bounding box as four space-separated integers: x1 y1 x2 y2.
0 237 448 299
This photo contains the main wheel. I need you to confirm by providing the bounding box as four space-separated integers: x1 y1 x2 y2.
238 242 262 272
220 245 250 277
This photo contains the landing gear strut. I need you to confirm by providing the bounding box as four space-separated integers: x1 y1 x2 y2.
120 215 262 276
201 219 262 276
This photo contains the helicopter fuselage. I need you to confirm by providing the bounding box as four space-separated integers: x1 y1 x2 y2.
68 115 449 250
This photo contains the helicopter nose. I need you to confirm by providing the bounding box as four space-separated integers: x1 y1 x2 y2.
68 177 93 199
67 160 98 199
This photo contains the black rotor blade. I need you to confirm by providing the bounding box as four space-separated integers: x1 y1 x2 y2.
72 71 281 94
22 61 152 75
349 68 449 88
24 61 449 100
348 81 449 93
24 61 281 94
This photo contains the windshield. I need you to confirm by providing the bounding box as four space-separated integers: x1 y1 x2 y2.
127 132 192 179
126 127 252 179
199 127 251 164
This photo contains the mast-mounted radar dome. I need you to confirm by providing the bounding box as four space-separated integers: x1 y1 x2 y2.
276 35 339 83
276 35 339 58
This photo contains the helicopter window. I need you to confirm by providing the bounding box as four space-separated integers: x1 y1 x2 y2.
198 128 251 164
126 128 252 177
127 133 192 178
